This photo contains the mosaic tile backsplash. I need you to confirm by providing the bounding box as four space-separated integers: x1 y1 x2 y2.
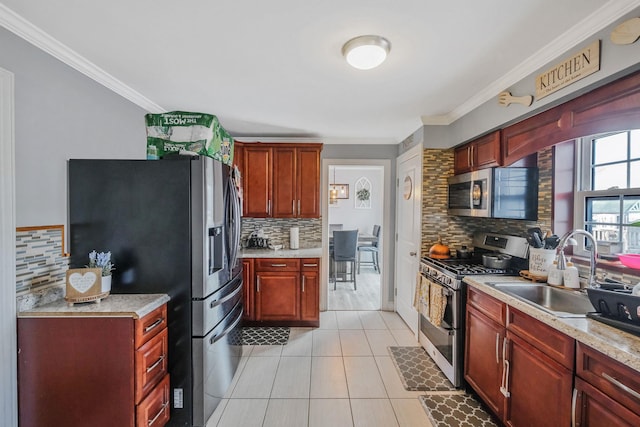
16 227 69 310
420 148 553 257
241 218 322 249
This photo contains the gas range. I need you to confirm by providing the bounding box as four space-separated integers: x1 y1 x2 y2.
420 231 530 289
420 256 517 288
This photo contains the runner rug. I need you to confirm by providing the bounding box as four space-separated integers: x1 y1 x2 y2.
388 346 457 391
419 394 499 427
241 326 290 345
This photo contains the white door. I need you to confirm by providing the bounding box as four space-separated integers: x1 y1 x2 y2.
395 146 422 334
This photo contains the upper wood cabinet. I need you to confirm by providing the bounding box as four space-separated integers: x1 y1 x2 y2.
502 69 640 165
240 144 273 217
235 142 322 218
454 130 502 174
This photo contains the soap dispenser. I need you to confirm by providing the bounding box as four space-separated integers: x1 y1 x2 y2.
563 262 580 288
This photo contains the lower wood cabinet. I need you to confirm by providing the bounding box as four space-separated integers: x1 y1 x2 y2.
575 343 640 425
465 287 574 426
504 327 573 427
244 257 320 326
464 303 505 419
18 302 170 427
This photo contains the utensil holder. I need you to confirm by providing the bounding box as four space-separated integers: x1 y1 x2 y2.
529 248 556 278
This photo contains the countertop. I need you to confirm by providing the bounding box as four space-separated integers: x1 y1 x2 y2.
17 293 170 319
464 276 640 373
240 247 322 258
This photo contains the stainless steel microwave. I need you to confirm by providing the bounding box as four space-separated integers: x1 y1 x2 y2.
447 167 538 220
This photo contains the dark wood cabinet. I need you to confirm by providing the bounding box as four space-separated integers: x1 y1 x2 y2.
244 257 319 326
464 304 505 419
465 287 575 426
502 69 640 165
255 270 300 321
575 377 640 427
300 259 320 322
241 145 273 217
504 329 573 427
242 258 254 321
296 147 321 218
454 130 501 174
235 142 322 218
18 301 170 427
575 343 640 423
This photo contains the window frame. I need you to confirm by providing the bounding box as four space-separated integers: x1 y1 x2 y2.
574 131 640 256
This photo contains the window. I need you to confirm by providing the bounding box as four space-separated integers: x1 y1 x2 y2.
575 130 640 255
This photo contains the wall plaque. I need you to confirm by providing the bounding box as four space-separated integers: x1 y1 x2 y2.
535 39 600 100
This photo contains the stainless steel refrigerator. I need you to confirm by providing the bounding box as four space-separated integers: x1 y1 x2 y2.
68 156 243 427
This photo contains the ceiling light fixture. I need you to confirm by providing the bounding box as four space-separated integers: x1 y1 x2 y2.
342 35 391 70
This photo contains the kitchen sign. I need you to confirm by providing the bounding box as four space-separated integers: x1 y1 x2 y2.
535 40 600 100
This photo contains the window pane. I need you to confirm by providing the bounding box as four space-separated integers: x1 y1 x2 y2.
592 164 627 190
623 196 640 224
589 223 620 242
631 130 640 159
622 226 640 253
593 132 627 164
631 160 640 189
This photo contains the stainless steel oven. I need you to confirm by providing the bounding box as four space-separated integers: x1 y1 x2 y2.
418 232 529 388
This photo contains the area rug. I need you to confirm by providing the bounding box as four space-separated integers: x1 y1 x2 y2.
388 346 457 391
241 327 290 345
419 394 499 427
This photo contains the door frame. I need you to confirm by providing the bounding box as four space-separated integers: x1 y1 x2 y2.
394 145 422 333
320 158 393 311
0 66 18 427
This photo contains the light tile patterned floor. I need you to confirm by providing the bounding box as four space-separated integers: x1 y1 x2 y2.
207 310 432 427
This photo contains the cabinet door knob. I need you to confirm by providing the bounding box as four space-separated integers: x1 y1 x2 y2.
409 251 417 257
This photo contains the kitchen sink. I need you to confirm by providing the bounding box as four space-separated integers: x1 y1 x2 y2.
491 283 595 317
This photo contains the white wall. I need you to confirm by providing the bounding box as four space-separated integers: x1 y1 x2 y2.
327 166 384 236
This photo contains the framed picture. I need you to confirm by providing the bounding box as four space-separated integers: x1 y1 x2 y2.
329 184 349 199
355 177 371 209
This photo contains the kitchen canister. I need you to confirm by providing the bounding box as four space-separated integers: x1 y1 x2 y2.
529 248 556 279
289 227 299 250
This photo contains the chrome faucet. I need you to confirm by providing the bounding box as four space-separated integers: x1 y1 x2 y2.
556 229 599 289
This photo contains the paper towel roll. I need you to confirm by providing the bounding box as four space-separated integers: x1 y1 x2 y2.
290 227 299 250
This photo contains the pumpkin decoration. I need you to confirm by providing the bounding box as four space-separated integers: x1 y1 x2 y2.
429 236 451 259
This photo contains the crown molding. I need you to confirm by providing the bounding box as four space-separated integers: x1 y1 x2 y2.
421 0 640 126
0 4 164 113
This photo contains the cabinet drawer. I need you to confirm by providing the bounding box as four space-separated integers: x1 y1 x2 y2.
135 304 167 348
135 327 168 404
576 343 640 416
467 287 506 326
255 258 300 271
136 374 170 427
301 258 320 271
506 306 574 369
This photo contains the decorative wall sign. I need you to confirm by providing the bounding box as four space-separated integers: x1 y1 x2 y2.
355 177 372 209
329 184 349 199
535 39 600 100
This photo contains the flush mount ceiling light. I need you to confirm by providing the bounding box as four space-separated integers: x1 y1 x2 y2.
342 35 391 70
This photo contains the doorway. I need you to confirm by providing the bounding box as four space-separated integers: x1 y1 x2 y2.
325 163 385 311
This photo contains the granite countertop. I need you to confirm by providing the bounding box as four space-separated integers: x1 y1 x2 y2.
17 294 170 319
464 275 640 373
240 247 322 258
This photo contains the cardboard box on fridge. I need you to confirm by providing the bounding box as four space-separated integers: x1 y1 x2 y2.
145 111 234 165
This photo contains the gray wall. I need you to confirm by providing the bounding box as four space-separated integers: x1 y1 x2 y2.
410 7 640 150
0 27 148 228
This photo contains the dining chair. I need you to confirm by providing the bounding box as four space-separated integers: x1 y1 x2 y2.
331 230 358 290
357 225 381 274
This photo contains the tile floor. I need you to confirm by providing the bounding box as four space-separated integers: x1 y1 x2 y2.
206 310 436 427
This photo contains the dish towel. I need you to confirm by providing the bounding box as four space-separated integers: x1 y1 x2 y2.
413 274 431 319
429 282 447 327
